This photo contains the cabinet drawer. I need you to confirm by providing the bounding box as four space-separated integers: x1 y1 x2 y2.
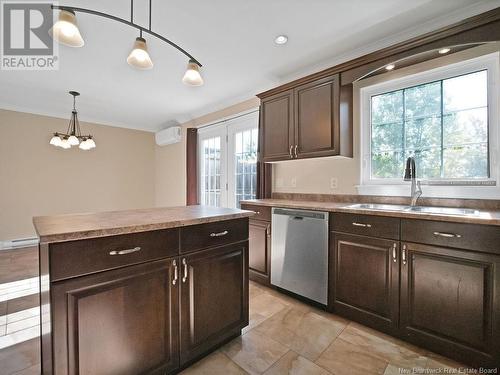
50 229 179 282
401 219 500 254
332 213 400 240
241 204 271 222
180 218 248 254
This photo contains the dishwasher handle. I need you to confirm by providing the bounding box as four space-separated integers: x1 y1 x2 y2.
273 208 326 220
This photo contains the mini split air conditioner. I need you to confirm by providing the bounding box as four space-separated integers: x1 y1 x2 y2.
155 126 182 146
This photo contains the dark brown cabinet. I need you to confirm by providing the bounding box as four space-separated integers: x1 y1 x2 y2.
241 204 271 285
400 242 500 367
179 242 248 365
260 90 294 162
51 259 179 375
330 233 399 335
259 74 351 162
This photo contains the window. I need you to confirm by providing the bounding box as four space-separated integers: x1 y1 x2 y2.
198 111 258 208
360 52 499 198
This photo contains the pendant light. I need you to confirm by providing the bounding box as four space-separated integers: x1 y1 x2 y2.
49 91 96 151
50 10 84 47
49 1 204 85
127 35 153 69
182 59 204 86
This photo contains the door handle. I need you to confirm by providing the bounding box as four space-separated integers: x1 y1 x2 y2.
289 145 293 158
294 145 298 158
172 260 178 285
109 246 141 256
182 258 188 283
392 243 397 263
402 244 407 265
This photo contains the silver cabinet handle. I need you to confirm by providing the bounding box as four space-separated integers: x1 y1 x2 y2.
289 145 293 158
266 225 271 238
172 260 178 285
294 145 298 158
352 222 372 228
433 231 462 238
182 258 188 283
109 246 141 256
392 243 397 263
210 230 228 237
402 244 407 265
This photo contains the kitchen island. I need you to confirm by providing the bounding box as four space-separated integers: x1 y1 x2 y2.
33 205 253 375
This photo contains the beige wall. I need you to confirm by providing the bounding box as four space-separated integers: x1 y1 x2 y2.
273 43 500 195
0 109 156 240
154 98 260 207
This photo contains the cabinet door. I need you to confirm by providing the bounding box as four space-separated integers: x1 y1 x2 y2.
260 90 294 162
179 242 249 365
248 219 271 285
51 259 179 375
330 233 399 335
294 74 339 158
400 242 500 367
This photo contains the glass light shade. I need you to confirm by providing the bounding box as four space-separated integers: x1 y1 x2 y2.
127 37 153 69
87 137 96 149
60 137 71 149
182 60 204 86
50 10 84 48
49 134 62 147
68 135 80 145
79 139 90 150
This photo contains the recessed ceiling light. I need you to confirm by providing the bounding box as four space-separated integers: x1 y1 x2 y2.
385 63 395 71
438 48 451 54
274 35 288 45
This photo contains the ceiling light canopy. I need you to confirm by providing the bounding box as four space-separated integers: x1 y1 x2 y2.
49 91 96 151
127 37 154 70
50 1 203 85
50 9 84 47
274 35 288 45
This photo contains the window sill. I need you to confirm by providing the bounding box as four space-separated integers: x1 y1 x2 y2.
356 183 500 200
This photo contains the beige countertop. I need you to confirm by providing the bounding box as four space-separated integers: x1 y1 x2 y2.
33 205 254 243
241 199 500 226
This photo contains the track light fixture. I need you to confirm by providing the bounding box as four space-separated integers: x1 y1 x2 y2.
50 1 203 85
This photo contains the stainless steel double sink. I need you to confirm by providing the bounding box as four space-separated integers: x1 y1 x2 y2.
346 203 480 217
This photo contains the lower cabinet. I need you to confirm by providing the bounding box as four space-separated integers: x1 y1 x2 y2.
248 220 271 285
330 233 399 335
400 242 500 367
50 241 249 374
179 242 249 365
51 259 179 375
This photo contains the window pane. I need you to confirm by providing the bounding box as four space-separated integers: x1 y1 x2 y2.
371 91 403 125
405 81 441 119
443 107 488 146
443 143 488 179
234 128 258 207
200 136 221 207
370 70 489 181
444 70 487 113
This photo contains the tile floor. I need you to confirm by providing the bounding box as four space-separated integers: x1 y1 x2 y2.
0 246 466 375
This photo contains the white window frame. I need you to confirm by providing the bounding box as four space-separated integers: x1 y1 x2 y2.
198 110 259 208
359 52 500 199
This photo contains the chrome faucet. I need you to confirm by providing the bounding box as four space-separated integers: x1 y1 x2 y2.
404 157 422 206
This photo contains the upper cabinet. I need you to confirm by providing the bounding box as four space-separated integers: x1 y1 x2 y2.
259 73 352 162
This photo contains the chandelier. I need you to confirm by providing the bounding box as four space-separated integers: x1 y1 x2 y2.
50 0 204 86
49 91 96 150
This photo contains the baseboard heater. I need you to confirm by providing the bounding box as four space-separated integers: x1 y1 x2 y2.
0 237 39 250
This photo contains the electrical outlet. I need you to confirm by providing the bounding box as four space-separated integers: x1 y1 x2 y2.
330 177 338 189
291 178 297 188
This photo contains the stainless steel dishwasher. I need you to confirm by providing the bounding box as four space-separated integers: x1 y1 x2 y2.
271 207 328 305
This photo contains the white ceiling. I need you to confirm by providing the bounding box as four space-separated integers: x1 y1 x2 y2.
0 0 499 132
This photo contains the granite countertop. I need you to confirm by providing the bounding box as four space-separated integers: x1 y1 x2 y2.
241 199 500 226
33 205 254 243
